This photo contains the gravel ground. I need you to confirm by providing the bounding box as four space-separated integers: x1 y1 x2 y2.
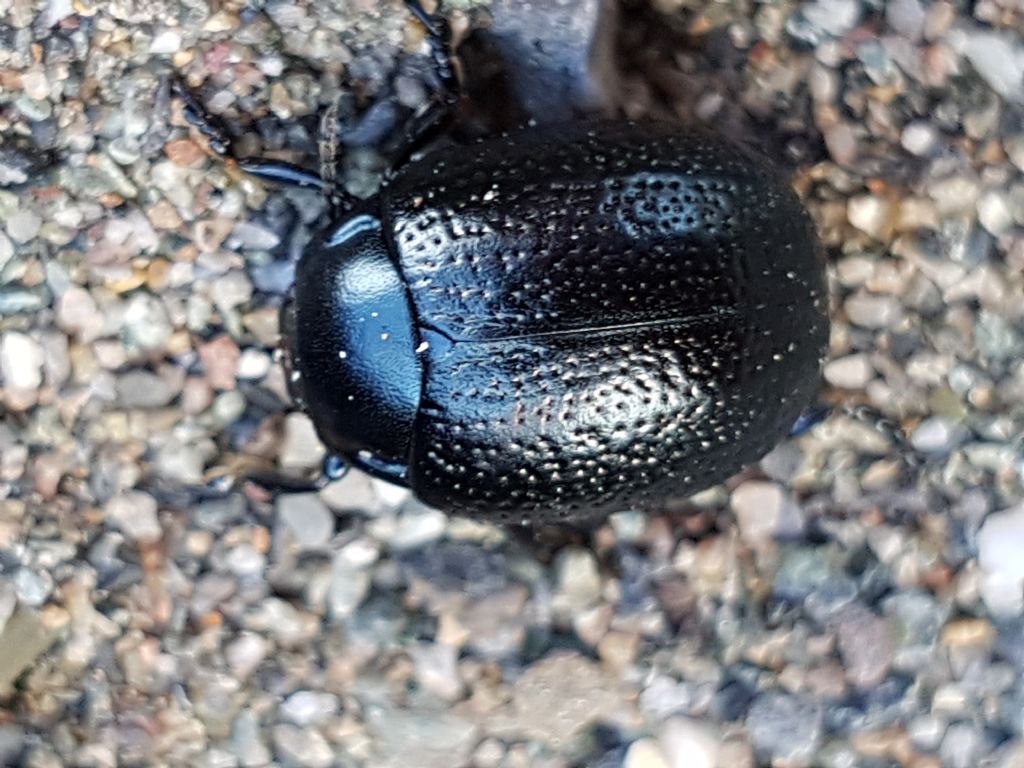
2 0 1024 766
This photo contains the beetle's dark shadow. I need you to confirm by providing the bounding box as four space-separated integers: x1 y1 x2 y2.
454 0 830 170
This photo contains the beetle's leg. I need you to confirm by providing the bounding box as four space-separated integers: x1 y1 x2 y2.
404 0 459 96
382 0 462 166
170 75 327 192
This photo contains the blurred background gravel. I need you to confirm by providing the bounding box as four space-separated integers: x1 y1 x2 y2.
1 0 1024 766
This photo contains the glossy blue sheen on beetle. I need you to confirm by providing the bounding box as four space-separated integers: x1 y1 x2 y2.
283 120 829 523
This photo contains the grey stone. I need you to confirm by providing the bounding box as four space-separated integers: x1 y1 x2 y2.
271 723 333 768
0 608 61 692
747 692 824 767
105 490 162 544
940 722 984 768
831 604 895 688
279 691 339 727
276 493 334 550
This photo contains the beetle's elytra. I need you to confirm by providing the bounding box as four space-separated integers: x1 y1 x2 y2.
177 1 829 523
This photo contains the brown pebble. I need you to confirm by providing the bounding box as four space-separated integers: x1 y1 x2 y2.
940 618 996 648
145 259 171 291
165 138 206 167
851 727 914 763
146 200 183 230
824 122 859 166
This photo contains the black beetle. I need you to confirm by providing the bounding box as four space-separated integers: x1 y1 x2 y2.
174 0 829 523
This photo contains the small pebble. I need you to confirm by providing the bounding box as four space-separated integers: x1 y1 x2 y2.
901 121 939 155
552 546 602 618
977 191 1014 236
279 691 339 726
832 604 895 688
105 491 162 544
961 32 1024 103
279 413 327 472
624 739 669 768
747 692 824 768
276 493 334 550
844 292 904 329
886 0 926 41
123 293 173 352
910 416 967 454
150 29 182 55
658 717 719 768
847 195 893 239
1 332 45 392
271 724 334 768
731 480 805 546
977 506 1024 617
940 722 984 768
5 210 41 243
823 353 873 389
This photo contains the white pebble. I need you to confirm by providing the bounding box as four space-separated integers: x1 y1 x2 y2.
411 643 464 701
844 292 904 329
977 191 1014 236
900 121 938 156
150 29 182 54
910 416 966 454
847 195 892 238
236 348 271 380
57 287 106 342
552 547 603 618
961 32 1024 103
105 491 162 544
5 210 41 243
823 353 874 389
279 691 338 727
885 0 925 41
1 332 44 392
43 0 74 26
21 70 49 101
928 176 982 216
731 480 805 546
624 739 669 768
803 0 861 37
280 413 327 472
328 555 370 619
977 505 1024 617
658 717 720 768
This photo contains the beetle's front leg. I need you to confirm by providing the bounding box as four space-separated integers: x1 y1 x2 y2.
169 75 327 191
384 0 463 166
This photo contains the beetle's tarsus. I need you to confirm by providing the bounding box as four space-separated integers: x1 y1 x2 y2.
170 73 328 192
170 74 235 158
403 0 442 35
379 0 461 168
